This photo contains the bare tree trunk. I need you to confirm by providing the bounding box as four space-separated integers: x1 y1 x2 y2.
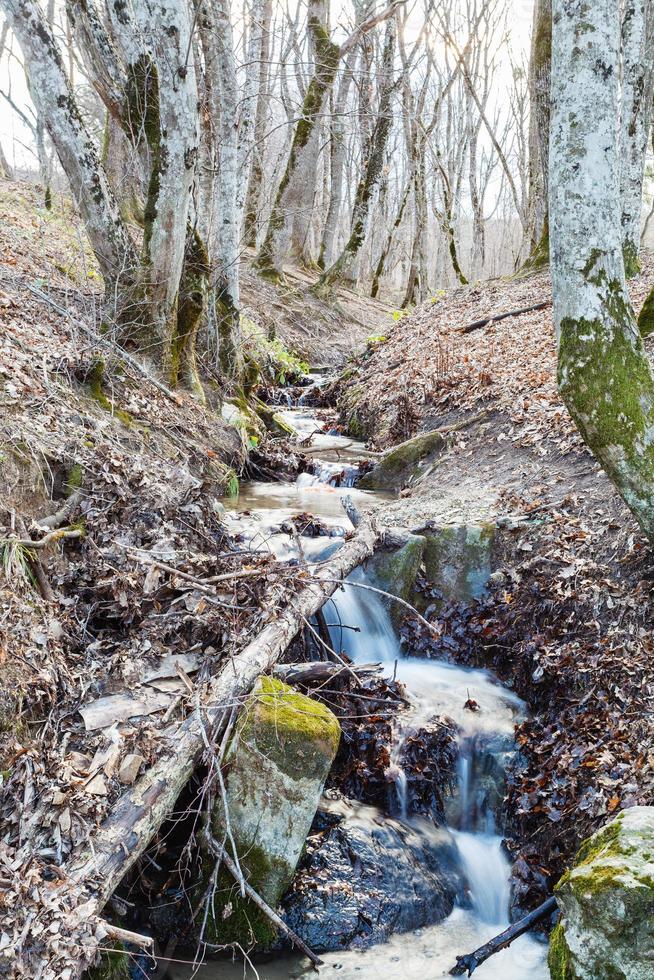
318 16 396 290
525 0 551 265
370 169 411 298
198 0 242 378
243 0 273 248
551 0 654 542
318 44 359 269
619 0 654 278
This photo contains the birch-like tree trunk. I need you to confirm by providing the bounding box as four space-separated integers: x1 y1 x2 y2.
524 0 551 266
551 0 654 541
3 0 137 281
619 0 654 279
130 0 199 386
198 0 242 377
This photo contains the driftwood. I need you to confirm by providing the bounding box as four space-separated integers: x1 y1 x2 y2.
459 300 551 334
57 516 379 977
449 896 557 976
273 661 381 684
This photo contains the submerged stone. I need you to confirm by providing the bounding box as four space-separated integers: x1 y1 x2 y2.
357 429 446 490
549 806 654 980
283 797 462 951
204 676 341 948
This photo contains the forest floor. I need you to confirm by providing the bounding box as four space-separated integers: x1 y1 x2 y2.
0 178 392 977
4 173 654 973
334 257 654 913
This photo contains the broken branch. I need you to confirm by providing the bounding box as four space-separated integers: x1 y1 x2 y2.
449 896 557 975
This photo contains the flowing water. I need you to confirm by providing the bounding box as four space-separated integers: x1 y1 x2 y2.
169 401 549 980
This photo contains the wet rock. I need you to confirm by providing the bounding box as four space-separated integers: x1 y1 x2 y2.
421 523 495 608
365 534 425 625
357 429 446 490
549 806 654 980
203 676 341 948
283 797 462 951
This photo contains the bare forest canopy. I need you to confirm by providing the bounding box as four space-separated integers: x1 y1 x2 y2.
0 0 547 382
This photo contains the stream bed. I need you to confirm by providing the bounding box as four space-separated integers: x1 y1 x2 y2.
169 403 549 980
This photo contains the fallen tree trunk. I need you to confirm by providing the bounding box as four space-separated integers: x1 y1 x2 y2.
56 516 379 977
273 660 381 684
449 896 557 976
460 300 551 334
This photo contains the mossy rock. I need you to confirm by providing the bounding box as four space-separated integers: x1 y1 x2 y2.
357 429 446 490
550 806 654 979
201 676 340 948
365 535 425 627
420 524 495 611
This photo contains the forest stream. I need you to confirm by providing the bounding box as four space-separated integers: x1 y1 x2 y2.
169 392 549 980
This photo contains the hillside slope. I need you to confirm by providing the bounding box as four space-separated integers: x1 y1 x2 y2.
336 260 654 911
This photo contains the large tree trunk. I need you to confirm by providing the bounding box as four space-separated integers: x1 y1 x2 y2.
256 0 340 279
243 0 273 248
318 16 396 291
525 0 551 265
3 0 137 284
551 0 654 542
198 0 243 378
619 0 654 278
131 0 199 385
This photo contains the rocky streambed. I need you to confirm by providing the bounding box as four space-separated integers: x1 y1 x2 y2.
160 397 551 979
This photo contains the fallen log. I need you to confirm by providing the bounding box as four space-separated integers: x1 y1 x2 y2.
55 515 379 977
273 660 382 684
449 896 557 976
459 299 551 334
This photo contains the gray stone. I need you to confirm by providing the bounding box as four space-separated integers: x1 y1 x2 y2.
365 534 425 625
204 676 341 947
421 522 495 608
549 806 654 980
283 797 462 951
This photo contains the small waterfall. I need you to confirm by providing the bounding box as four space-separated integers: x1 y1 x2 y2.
454 832 511 925
326 571 525 934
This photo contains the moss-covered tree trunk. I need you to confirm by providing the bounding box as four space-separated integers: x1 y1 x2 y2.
551 0 654 542
525 0 551 265
255 1 340 280
318 16 395 292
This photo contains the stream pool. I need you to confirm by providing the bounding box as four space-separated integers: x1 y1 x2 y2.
168 405 549 980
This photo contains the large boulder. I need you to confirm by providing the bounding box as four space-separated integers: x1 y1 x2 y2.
283 797 462 951
548 806 654 980
203 676 341 947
